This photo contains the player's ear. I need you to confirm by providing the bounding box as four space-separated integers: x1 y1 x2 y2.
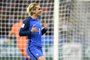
33 10 36 13
32 10 36 14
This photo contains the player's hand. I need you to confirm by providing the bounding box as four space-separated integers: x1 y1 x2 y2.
42 23 48 29
31 25 38 32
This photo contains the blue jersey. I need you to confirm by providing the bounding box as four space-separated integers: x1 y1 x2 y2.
29 17 42 47
19 16 47 60
19 17 47 47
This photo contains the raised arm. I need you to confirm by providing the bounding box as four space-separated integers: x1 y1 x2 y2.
19 18 31 36
41 23 48 35
41 28 47 35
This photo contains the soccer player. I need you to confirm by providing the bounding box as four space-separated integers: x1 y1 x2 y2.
9 20 30 60
19 3 48 60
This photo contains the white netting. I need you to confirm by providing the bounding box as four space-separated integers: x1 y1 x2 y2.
0 0 90 60
59 0 90 60
0 0 54 60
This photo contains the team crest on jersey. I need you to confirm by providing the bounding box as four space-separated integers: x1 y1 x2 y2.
36 53 39 56
21 24 25 28
32 24 36 27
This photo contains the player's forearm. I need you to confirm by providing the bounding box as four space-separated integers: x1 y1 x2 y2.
41 28 47 35
42 23 48 35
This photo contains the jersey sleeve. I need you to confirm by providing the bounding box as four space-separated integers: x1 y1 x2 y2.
19 18 31 36
41 28 47 35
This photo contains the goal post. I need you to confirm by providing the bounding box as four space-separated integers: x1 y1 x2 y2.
54 0 59 60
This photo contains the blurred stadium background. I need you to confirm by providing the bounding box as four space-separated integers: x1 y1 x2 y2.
0 0 90 60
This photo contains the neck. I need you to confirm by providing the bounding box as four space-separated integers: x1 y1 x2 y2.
31 14 38 19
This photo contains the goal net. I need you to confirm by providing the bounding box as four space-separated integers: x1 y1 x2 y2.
0 0 90 60
0 0 54 60
59 0 90 60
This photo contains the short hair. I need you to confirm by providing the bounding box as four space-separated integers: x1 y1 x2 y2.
26 3 39 16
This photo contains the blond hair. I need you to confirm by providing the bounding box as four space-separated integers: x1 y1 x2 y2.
26 3 39 16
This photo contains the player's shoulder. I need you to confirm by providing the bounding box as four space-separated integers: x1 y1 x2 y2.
23 16 31 23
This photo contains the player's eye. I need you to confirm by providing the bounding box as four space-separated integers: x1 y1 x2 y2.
38 8 42 10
